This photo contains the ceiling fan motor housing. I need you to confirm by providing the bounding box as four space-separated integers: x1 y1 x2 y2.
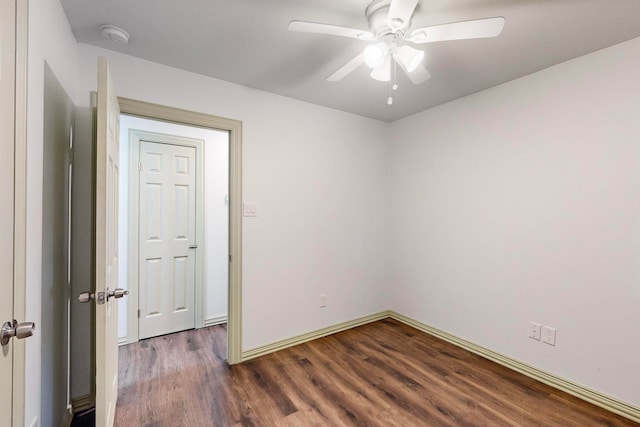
366 0 409 37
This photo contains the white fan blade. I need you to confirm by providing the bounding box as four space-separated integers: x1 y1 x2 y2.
394 53 431 84
408 17 505 44
388 0 419 30
288 21 375 40
327 53 365 82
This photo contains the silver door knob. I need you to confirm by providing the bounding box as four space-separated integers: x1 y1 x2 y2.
77 291 94 303
108 288 129 300
78 290 105 305
1 320 36 346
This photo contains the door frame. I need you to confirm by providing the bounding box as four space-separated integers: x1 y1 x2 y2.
127 130 206 340
118 98 243 364
12 0 28 425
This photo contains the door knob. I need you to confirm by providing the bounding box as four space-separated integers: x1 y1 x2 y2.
108 288 129 299
1 320 36 346
78 288 128 305
77 291 95 303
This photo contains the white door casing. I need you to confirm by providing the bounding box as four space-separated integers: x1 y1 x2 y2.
139 140 198 339
0 0 17 420
1 1 27 424
95 57 121 427
118 98 243 364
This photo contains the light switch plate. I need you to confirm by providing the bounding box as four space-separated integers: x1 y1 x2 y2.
243 201 258 217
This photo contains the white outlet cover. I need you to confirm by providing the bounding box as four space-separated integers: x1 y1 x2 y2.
542 326 557 346
243 201 258 217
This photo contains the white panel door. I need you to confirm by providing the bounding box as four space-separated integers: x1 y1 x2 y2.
0 0 17 420
139 141 197 339
95 57 122 427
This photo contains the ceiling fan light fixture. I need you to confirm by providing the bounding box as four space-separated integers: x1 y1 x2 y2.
370 56 391 82
363 43 387 69
397 45 424 72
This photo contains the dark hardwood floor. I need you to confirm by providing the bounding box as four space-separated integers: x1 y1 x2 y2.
115 319 638 426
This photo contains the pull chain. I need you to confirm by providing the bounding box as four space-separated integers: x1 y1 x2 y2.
387 59 398 105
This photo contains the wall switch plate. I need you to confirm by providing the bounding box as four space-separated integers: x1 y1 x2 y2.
320 293 327 308
243 201 258 217
542 326 556 346
529 322 541 340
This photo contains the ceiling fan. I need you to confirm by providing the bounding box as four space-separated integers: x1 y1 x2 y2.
289 0 505 97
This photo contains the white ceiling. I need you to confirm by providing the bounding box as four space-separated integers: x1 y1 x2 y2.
60 0 640 122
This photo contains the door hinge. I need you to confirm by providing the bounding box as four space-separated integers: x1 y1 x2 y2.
138 161 142 171
137 309 140 319
229 254 232 263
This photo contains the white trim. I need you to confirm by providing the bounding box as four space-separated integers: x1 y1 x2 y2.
117 337 128 346
127 130 205 342
118 97 243 364
126 132 139 342
203 316 227 327
13 1 28 426
241 311 391 362
387 311 640 424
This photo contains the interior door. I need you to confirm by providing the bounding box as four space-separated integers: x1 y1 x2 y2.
0 0 17 419
139 140 197 339
95 57 122 427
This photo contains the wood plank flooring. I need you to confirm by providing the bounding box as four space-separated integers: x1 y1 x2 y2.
115 319 638 426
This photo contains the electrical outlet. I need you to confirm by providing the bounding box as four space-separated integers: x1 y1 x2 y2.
320 293 327 308
529 321 541 340
542 326 556 346
243 201 258 217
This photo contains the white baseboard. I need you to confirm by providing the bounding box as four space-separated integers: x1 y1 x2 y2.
204 315 227 327
117 336 128 346
388 311 640 424
241 311 391 362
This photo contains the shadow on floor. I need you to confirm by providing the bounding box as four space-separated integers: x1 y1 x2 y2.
70 407 95 427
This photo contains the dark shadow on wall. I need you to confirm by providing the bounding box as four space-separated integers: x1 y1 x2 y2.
42 62 75 427
69 102 95 410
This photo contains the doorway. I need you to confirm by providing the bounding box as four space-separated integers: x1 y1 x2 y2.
119 115 230 342
116 98 242 365
42 63 75 427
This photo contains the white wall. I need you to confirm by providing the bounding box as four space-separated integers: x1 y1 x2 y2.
204 131 230 321
117 115 229 339
76 43 390 351
26 0 78 425
389 37 640 406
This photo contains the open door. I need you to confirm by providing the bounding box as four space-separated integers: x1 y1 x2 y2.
78 57 127 427
96 56 125 427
